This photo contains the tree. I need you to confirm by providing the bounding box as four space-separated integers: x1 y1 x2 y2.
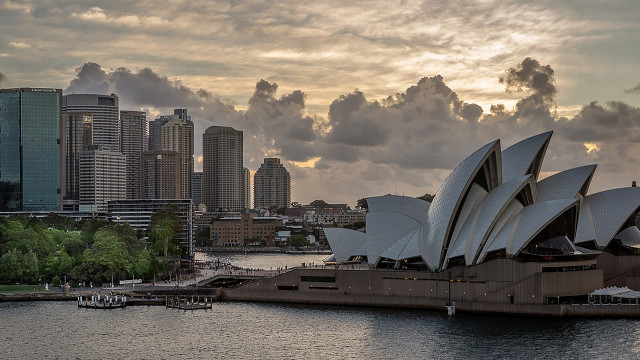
286 234 310 248
43 213 75 231
275 207 286 215
356 198 369 209
148 204 183 258
418 193 435 202
309 200 328 208
0 249 23 283
343 221 366 231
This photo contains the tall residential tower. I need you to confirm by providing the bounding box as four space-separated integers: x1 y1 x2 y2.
203 126 244 212
253 158 291 209
120 110 147 199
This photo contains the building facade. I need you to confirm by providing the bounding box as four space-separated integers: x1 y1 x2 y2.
79 145 125 211
63 112 93 210
120 110 147 199
141 150 181 199
243 167 251 210
0 88 63 212
63 94 119 153
161 118 193 200
203 126 244 212
192 171 203 207
210 213 279 246
253 158 291 209
107 198 193 255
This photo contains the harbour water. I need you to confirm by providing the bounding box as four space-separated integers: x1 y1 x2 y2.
2 253 640 359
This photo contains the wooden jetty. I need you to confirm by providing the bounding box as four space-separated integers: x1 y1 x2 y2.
166 295 213 310
77 294 126 309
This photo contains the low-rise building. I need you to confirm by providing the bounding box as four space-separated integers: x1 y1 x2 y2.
211 213 280 246
106 198 193 256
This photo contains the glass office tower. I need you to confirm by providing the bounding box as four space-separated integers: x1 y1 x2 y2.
0 88 62 211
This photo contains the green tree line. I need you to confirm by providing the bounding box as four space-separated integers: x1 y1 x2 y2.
0 206 183 285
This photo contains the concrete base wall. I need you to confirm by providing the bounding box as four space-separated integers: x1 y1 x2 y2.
220 259 634 317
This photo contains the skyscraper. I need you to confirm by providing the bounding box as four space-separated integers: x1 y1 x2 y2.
243 167 251 210
120 110 147 199
141 150 181 199
63 94 119 153
63 112 93 210
79 145 125 211
203 126 243 212
149 109 190 151
253 158 291 209
0 88 62 212
161 117 193 200
192 171 203 207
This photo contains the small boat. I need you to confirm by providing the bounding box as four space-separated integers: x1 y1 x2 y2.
77 294 126 309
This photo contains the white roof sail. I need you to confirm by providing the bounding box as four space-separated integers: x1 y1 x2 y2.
575 188 640 248
501 132 552 183
537 165 597 202
324 228 367 264
422 140 501 271
444 183 488 267
379 228 421 261
476 199 525 263
506 199 579 256
464 175 536 266
367 195 429 265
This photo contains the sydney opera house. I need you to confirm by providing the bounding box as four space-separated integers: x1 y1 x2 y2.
225 132 640 315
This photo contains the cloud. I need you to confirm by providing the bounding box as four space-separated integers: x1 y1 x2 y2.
71 7 169 28
625 83 640 94
0 72 5 85
61 58 640 205
9 41 31 48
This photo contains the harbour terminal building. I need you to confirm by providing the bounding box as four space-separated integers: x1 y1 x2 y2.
224 133 640 315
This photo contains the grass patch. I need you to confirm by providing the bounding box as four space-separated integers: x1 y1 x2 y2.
0 284 47 293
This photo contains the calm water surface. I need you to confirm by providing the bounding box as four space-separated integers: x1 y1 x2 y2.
2 253 640 359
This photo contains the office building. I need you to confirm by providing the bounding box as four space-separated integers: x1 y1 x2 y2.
107 198 193 256
141 150 181 199
63 94 119 152
79 145 125 211
253 158 291 209
211 213 279 246
0 88 62 211
120 110 147 199
243 167 251 210
192 171 203 207
161 116 193 200
63 112 93 210
149 109 190 151
203 126 244 212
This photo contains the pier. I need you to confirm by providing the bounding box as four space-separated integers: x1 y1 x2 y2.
165 296 213 310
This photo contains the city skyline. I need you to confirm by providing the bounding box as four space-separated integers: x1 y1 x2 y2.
1 1 639 206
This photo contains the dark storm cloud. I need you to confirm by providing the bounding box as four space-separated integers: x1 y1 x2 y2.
0 72 5 85
65 62 110 95
625 83 640 94
557 101 640 142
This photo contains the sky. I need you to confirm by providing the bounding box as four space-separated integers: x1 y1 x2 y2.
1 0 640 207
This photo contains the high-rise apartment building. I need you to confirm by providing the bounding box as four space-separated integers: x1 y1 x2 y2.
161 117 193 200
0 88 63 212
203 126 243 212
192 171 203 207
149 109 190 151
63 94 120 152
141 150 181 199
79 145 125 211
243 167 251 210
120 110 147 199
253 158 291 209
63 112 93 210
